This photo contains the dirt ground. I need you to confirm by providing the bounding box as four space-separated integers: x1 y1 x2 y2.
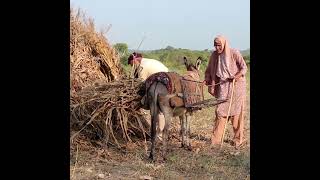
70 76 250 180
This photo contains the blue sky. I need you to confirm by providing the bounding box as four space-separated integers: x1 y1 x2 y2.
70 0 250 51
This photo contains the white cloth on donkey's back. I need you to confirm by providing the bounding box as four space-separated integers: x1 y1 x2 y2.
138 58 168 80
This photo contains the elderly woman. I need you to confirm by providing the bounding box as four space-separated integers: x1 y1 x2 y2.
204 35 247 149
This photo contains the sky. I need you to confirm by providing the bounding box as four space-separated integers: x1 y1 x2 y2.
70 0 250 51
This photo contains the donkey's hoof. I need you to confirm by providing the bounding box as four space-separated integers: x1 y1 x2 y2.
159 156 167 163
148 154 155 161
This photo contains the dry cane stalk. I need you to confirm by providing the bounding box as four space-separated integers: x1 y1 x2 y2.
220 79 235 148
71 144 79 180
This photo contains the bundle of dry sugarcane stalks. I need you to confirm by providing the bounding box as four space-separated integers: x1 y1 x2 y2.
70 78 150 148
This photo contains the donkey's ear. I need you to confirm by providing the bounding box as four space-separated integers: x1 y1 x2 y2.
183 56 188 67
196 57 202 70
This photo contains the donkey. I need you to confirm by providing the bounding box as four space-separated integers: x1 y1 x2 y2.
145 57 202 161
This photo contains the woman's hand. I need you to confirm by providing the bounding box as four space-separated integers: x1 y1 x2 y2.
208 86 214 96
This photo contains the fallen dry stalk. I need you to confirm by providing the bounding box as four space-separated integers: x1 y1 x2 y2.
71 144 79 180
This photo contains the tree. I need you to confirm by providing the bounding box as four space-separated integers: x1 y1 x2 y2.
113 43 130 65
113 43 128 56
165 46 174 50
243 55 250 64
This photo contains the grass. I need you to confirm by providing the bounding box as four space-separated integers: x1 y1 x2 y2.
70 139 250 179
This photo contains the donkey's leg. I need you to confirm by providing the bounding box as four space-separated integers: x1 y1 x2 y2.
186 114 192 151
158 94 172 160
148 83 160 161
179 115 187 148
161 107 172 160
149 111 159 160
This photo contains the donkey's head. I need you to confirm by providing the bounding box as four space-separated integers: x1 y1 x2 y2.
183 56 202 72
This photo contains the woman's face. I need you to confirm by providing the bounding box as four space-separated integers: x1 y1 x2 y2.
214 39 224 54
